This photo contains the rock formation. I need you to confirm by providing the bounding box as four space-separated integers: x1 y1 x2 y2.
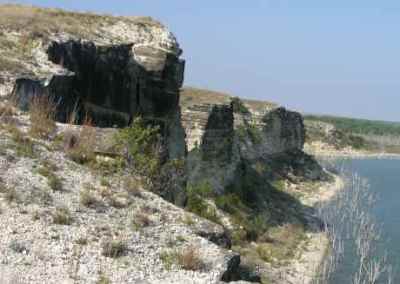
180 89 323 195
2 7 186 160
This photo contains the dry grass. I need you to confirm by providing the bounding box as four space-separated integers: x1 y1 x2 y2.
0 4 163 73
255 223 307 265
53 206 72 225
180 87 231 108
108 193 129 209
177 246 204 271
65 118 96 164
101 239 127 258
160 246 204 271
0 4 161 38
180 87 277 113
3 187 21 204
132 212 152 229
37 163 63 192
123 177 143 197
0 101 16 118
29 95 57 139
3 123 36 158
79 185 100 208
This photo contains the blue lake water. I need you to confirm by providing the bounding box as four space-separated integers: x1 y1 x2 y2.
328 159 400 283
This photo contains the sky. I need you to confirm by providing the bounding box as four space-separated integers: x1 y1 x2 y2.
3 0 400 121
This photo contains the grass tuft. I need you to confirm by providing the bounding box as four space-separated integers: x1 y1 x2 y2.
101 239 127 258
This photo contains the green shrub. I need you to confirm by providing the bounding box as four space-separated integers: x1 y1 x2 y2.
79 185 100 208
271 180 285 191
236 124 263 144
4 124 35 158
37 165 63 191
247 124 263 144
53 207 72 225
114 117 161 179
186 183 219 224
160 250 178 270
231 97 250 114
96 273 111 284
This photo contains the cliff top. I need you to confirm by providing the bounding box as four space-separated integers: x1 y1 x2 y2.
180 87 278 113
0 4 181 79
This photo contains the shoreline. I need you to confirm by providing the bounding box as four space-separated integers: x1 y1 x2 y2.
305 150 400 160
304 142 400 160
283 173 345 284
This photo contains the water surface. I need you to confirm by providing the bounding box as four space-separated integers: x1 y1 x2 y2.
328 159 400 283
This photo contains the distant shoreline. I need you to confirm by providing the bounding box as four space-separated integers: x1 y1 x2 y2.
304 144 400 160
312 152 400 160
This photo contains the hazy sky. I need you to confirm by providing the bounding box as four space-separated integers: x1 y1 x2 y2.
4 1 400 121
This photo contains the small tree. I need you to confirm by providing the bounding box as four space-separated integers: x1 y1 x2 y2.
231 97 250 114
114 117 162 180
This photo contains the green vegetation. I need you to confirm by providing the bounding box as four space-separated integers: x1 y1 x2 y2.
185 182 220 224
114 117 161 179
305 114 400 136
236 123 263 144
101 239 127 258
79 184 101 208
53 206 72 225
305 114 400 153
231 97 250 114
96 274 111 284
160 250 179 270
3 123 36 158
256 223 307 266
160 246 204 271
37 162 63 192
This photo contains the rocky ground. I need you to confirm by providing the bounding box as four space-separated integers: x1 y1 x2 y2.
0 102 344 284
0 110 241 284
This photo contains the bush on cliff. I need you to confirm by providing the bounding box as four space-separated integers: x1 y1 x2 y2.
186 182 220 223
231 97 250 114
114 117 162 180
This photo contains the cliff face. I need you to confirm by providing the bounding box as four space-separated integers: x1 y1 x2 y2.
1 5 186 159
180 88 322 195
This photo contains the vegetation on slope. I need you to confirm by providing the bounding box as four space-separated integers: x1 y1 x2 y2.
305 114 400 154
305 114 400 136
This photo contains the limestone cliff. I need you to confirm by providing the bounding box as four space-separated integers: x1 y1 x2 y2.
0 4 186 160
181 87 325 194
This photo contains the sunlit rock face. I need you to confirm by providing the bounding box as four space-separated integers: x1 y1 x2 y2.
8 19 186 160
